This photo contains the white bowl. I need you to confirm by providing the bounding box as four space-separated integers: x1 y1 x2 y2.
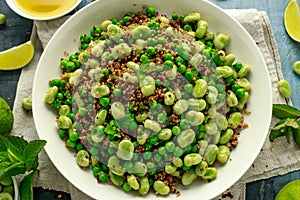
32 0 272 199
12 177 19 200
5 0 83 21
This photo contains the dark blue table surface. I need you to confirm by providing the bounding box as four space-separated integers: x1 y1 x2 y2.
1 0 300 199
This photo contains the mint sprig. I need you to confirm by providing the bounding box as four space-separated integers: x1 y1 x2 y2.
0 135 46 200
270 104 300 148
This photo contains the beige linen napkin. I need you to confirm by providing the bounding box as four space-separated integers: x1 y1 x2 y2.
12 9 299 200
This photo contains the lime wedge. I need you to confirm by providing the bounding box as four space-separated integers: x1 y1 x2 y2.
0 40 35 70
284 0 300 42
275 180 300 200
0 97 14 135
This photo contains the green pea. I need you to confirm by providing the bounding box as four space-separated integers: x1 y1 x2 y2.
217 145 230 164
204 144 218 165
76 150 90 167
228 112 243 129
99 172 108 182
183 12 201 23
201 167 217 180
146 6 156 16
193 79 208 98
109 170 125 186
177 129 195 148
238 64 251 78
153 180 170 195
173 99 189 115
277 79 291 98
157 128 172 141
44 86 58 104
0 14 6 25
138 176 150 196
123 181 132 192
185 110 205 126
293 61 300 75
181 168 198 186
164 91 175 105
195 161 208 176
226 90 238 107
195 20 208 39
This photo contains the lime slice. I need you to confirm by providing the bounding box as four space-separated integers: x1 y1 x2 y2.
0 40 35 70
0 97 14 135
275 180 300 200
284 0 300 42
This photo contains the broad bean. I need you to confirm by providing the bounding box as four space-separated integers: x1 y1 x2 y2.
217 145 230 164
91 83 110 98
236 91 250 109
128 161 147 177
185 110 205 126
91 41 106 57
111 43 132 59
223 54 235 66
76 150 90 167
132 25 152 40
213 33 230 49
135 112 147 122
109 170 125 186
95 109 107 125
117 140 134 160
181 168 198 186
157 128 172 141
153 180 170 195
198 140 208 156
192 41 205 53
69 69 83 86
219 128 234 144
22 97 32 111
173 99 189 115
44 86 58 104
226 90 238 107
193 79 208 98
216 66 233 78
56 116 72 129
206 86 218 105
144 119 161 133
138 176 150 196
204 31 214 41
237 78 251 91
184 153 202 166
204 144 218 165
59 105 71 116
173 157 183 167
100 20 112 31
164 91 176 105
107 24 123 36
189 53 202 67
122 72 139 83
165 65 177 80
204 120 218 135
237 64 251 78
201 167 217 180
215 113 228 130
108 155 125 176
137 128 150 145
228 112 242 129
177 129 195 148
195 20 208 38
127 175 139 190
293 61 300 75
140 76 156 96
183 12 201 23
160 16 169 26
126 61 139 71
111 102 126 120
195 161 208 176
207 105 217 118
277 79 291 98
188 98 206 111
165 164 177 174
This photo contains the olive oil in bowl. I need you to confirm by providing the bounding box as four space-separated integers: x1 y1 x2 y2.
13 0 79 18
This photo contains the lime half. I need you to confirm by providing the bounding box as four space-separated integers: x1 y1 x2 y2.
0 97 14 135
0 40 35 70
275 180 300 200
284 0 300 42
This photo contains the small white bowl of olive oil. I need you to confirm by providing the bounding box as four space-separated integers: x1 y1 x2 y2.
5 0 83 20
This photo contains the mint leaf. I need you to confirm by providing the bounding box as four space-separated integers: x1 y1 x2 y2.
20 170 38 200
269 129 284 141
24 140 46 171
0 162 26 177
292 121 300 148
272 104 300 119
0 135 28 152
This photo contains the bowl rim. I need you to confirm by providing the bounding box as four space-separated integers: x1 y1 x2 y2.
32 0 273 199
12 176 19 200
5 0 83 21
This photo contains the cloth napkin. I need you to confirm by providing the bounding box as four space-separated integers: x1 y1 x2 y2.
12 9 300 200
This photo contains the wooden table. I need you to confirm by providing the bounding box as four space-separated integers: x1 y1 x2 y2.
1 0 299 199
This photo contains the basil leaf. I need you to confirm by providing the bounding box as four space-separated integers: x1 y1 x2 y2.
24 140 46 171
20 170 38 200
272 104 300 119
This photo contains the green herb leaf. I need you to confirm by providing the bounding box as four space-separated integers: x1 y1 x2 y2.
24 140 46 171
272 104 300 119
269 129 284 141
292 121 300 148
20 170 38 200
0 162 26 177
285 127 292 143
